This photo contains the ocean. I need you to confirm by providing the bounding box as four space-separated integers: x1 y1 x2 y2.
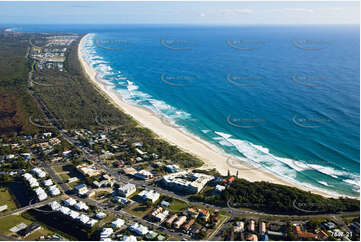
12 24 360 197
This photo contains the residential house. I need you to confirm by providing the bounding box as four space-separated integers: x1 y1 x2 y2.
174 216 187 229
121 235 137 242
43 179 53 187
96 212 107 219
118 183 136 198
234 221 245 233
293 225 317 239
259 221 267 234
138 190 160 203
18 223 41 237
215 185 226 193
100 228 113 240
32 168 46 178
183 218 196 231
64 198 77 207
199 209 210 221
129 223 149 235
247 234 258 241
78 214 90 225
74 201 89 211
165 165 180 173
74 184 89 196
49 185 61 196
77 164 101 177
134 170 153 180
166 214 178 227
248 220 255 232
112 218 125 228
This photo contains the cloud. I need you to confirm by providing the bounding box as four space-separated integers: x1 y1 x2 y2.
270 8 314 14
220 8 254 16
284 8 313 13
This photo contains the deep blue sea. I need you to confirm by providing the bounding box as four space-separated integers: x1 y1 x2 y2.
10 24 360 197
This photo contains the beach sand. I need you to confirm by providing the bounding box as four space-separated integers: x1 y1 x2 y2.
78 34 339 199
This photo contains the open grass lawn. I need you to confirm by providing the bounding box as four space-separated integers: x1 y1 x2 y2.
218 209 231 216
52 165 66 173
127 203 154 218
57 173 82 189
67 180 82 189
97 212 117 228
0 214 69 240
58 173 70 182
168 198 188 212
0 187 17 212
24 227 55 241
0 215 33 234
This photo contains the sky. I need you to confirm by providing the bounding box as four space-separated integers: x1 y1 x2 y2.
0 1 359 25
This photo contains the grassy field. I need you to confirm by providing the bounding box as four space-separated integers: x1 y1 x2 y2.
127 202 154 218
0 215 32 234
52 165 66 173
97 212 117 228
168 198 189 212
0 214 56 240
0 187 17 212
24 227 56 241
54 164 83 188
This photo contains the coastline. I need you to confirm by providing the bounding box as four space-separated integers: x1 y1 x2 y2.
78 33 344 199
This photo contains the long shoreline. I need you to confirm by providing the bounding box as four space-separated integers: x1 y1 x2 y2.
78 33 348 199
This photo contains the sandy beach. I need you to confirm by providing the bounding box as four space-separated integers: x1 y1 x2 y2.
78 34 340 199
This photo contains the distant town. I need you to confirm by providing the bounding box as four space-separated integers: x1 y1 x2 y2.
30 35 78 72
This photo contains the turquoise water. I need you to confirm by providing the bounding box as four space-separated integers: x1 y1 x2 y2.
15 24 360 197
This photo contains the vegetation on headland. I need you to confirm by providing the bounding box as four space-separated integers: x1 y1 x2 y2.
190 173 360 215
